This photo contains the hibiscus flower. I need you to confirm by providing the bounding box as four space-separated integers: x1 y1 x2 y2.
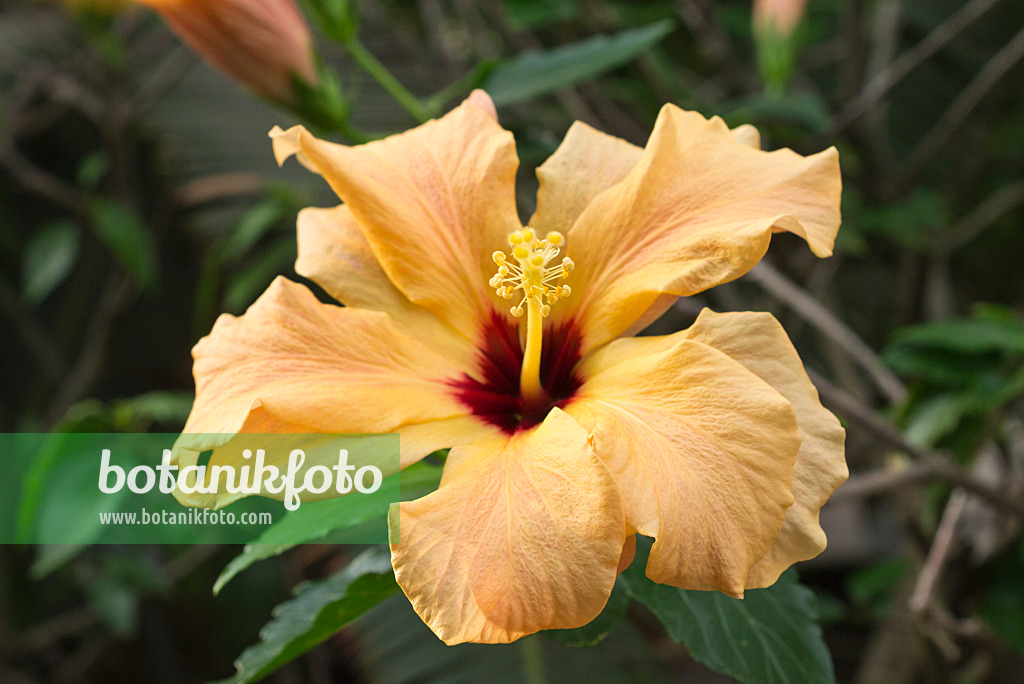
179 90 847 645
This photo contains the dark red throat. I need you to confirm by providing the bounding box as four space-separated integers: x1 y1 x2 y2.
449 309 583 434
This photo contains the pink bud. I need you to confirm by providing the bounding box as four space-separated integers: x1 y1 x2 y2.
139 0 318 105
753 0 808 37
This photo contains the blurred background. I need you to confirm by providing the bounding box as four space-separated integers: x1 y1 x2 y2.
1 0 1023 682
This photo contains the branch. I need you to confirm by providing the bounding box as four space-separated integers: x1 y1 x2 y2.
747 261 908 404
901 24 1024 185
0 278 67 381
810 370 1024 518
0 142 86 214
909 490 968 614
832 461 936 500
828 0 1002 135
173 173 266 207
940 180 1024 253
44 275 135 427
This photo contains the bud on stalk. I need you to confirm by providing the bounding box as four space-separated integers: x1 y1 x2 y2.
752 0 808 92
138 0 319 105
753 0 808 38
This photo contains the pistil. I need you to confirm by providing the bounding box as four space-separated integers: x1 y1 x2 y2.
490 229 573 405
521 296 545 403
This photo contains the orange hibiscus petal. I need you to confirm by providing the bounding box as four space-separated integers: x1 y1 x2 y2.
271 91 521 338
563 104 840 352
617 532 637 574
677 310 848 588
731 123 761 148
395 416 500 469
530 119 762 235
183 276 482 448
586 310 848 587
389 408 625 644
173 405 306 509
565 337 801 596
529 121 643 237
295 205 475 362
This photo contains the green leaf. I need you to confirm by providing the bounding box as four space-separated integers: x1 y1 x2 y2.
902 393 973 448
29 544 87 580
889 317 1024 356
224 238 296 312
845 558 910 619
483 20 674 107
503 0 578 30
14 433 162 575
857 189 949 251
883 312 1024 398
76 151 110 191
16 432 91 544
723 92 831 132
22 220 81 304
89 198 158 288
214 547 399 684
87 575 139 637
883 345 998 388
109 391 194 429
352 593 649 684
620 538 835 684
983 586 1024 654
221 199 286 264
213 462 442 594
980 540 1024 655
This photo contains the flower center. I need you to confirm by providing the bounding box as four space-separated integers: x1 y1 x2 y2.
490 228 573 404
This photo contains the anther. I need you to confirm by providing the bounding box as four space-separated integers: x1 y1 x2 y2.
490 226 573 326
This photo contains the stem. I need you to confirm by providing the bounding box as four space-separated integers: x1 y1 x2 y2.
520 298 545 404
520 635 547 684
341 38 435 123
334 117 374 144
748 262 907 404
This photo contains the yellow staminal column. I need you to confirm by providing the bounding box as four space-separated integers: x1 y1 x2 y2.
490 228 574 405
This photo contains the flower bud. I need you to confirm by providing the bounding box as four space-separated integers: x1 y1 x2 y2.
753 0 808 39
752 0 807 92
138 0 319 105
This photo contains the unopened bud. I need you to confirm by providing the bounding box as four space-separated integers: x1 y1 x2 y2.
753 0 807 38
138 0 319 105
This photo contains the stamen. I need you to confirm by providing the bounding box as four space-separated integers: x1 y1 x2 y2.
490 228 573 318
490 227 574 404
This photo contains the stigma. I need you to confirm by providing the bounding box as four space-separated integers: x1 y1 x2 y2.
489 228 574 318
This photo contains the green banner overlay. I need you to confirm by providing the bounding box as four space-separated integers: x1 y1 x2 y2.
2 433 404 545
